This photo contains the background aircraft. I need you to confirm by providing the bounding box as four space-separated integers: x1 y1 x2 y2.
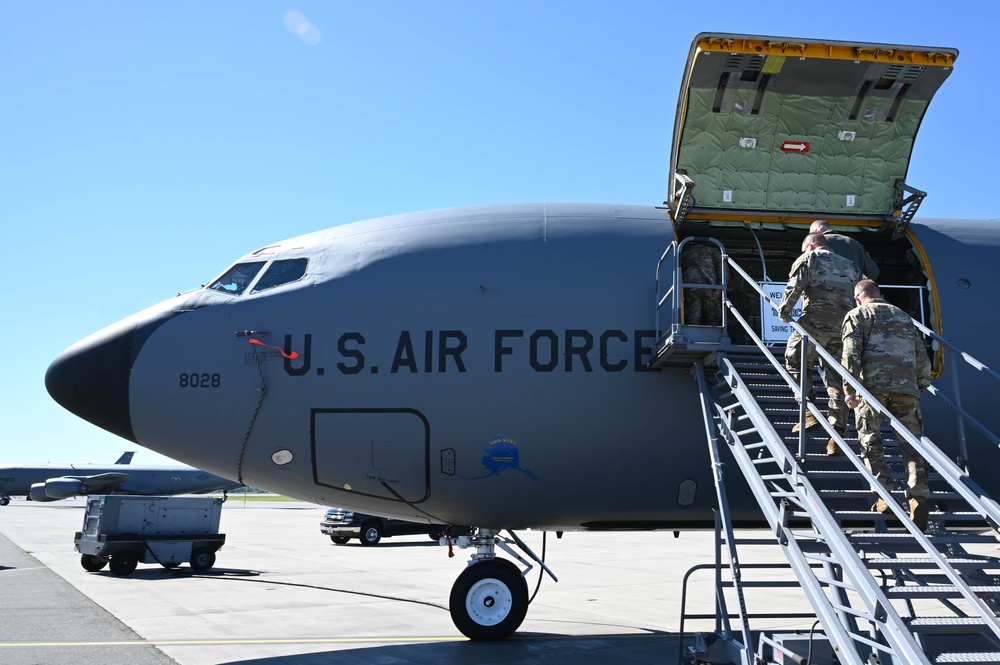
42 32 1000 647
0 456 241 504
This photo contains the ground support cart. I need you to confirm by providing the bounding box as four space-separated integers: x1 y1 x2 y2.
74 495 226 576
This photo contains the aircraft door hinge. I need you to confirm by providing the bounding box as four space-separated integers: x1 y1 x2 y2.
670 171 696 224
888 179 926 239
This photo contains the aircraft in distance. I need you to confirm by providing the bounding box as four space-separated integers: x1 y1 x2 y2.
44 33 1000 651
0 450 136 503
0 456 242 505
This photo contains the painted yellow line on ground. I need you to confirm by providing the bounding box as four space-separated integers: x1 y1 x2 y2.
0 637 468 648
1 633 664 648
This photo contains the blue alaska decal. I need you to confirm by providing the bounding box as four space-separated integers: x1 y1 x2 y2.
465 437 539 480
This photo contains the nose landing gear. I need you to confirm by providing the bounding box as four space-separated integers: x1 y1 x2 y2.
450 559 527 640
446 528 557 641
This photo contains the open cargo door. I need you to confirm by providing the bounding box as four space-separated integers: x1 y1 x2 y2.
668 34 957 236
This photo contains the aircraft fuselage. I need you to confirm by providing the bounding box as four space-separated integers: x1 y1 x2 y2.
44 203 1000 530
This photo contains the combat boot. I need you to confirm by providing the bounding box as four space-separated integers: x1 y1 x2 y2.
909 498 929 532
872 499 891 514
791 411 821 434
826 426 845 456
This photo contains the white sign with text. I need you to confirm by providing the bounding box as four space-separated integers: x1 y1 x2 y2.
760 281 801 344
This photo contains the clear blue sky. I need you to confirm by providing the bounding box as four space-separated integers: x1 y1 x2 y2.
2 2 994 465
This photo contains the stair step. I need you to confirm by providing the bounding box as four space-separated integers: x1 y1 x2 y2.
931 652 1000 663
847 532 999 545
886 584 1000 598
805 469 951 485
862 557 1000 570
820 488 966 501
833 510 985 522
806 467 861 481
909 616 996 634
706 348 1000 663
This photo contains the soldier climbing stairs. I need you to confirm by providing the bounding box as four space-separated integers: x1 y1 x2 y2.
655 240 1000 664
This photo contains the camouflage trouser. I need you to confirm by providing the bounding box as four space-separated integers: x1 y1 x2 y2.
856 392 929 500
784 330 848 430
683 288 721 326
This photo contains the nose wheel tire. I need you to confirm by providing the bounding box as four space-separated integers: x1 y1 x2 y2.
449 559 528 641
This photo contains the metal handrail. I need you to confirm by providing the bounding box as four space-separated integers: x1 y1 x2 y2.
708 303 1000 657
915 319 1000 383
719 350 1000 641
693 361 754 665
653 243 677 341
658 236 1000 469
713 354 929 665
655 238 728 341
912 318 1000 468
729 256 1000 523
663 247 1000 660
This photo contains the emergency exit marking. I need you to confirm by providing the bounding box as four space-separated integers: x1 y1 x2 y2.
781 141 810 153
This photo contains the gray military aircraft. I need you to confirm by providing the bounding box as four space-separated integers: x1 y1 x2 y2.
44 33 1000 643
0 454 241 504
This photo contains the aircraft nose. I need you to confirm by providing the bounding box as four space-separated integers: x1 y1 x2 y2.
45 318 138 443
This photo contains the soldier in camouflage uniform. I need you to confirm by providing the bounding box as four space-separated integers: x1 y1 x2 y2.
843 279 932 530
681 241 722 326
810 219 880 280
779 234 860 441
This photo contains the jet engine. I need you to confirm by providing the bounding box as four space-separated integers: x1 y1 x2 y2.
29 478 84 501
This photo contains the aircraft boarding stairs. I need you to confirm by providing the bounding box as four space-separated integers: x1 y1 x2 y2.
653 240 1000 664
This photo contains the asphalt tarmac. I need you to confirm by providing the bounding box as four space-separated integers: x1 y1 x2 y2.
0 498 820 665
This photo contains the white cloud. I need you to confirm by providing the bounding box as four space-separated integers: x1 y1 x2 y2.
283 10 322 46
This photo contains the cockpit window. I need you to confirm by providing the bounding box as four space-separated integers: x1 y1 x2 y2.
251 258 309 294
207 261 266 296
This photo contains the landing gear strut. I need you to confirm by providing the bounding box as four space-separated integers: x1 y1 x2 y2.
446 528 557 641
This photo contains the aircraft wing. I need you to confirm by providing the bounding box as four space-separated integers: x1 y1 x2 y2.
72 472 133 493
